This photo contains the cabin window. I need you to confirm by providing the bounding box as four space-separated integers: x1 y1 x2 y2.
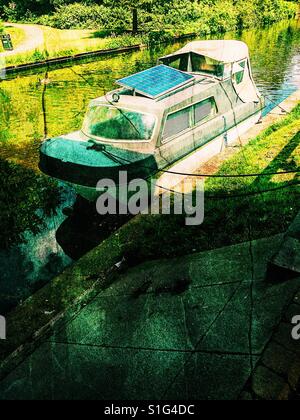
163 107 191 140
82 106 156 141
234 60 246 85
194 97 217 125
162 97 217 141
191 53 224 78
162 54 189 72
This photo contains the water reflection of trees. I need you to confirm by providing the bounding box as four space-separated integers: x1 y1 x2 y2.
0 159 62 250
241 20 300 89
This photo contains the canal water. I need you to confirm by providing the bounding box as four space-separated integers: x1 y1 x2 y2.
0 19 299 314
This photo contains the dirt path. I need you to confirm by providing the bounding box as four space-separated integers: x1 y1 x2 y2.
0 23 44 57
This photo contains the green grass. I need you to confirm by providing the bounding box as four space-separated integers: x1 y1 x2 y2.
3 25 146 66
40 26 146 55
114 104 300 265
207 105 300 193
0 26 26 53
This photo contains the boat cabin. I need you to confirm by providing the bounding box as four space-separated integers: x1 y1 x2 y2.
158 40 250 81
81 41 261 153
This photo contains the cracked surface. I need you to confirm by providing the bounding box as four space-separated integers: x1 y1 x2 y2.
0 234 299 400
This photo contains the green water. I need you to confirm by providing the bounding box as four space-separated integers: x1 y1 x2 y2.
1 20 299 168
0 19 299 313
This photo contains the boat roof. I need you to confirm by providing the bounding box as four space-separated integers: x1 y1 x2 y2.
92 73 217 113
113 41 250 101
116 64 196 100
160 40 249 64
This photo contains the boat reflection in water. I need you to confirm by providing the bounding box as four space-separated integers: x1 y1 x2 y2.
56 195 132 260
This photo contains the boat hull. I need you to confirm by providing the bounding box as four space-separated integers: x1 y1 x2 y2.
72 110 262 202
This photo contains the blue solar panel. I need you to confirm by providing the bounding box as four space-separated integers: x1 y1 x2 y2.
117 65 195 99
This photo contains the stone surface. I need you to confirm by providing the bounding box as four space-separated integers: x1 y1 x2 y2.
0 236 299 400
252 365 287 400
262 341 300 390
284 303 300 324
270 211 300 274
0 341 186 400
165 353 260 400
273 323 300 356
252 281 300 353
294 291 300 305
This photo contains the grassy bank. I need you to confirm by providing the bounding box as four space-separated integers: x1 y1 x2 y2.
2 25 146 66
48 101 300 266
111 103 300 267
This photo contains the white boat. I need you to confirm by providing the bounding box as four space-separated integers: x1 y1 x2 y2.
39 40 264 201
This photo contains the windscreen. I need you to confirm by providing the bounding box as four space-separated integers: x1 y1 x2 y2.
83 106 156 141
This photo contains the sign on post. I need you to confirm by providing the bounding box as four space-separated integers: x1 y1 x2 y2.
1 34 14 51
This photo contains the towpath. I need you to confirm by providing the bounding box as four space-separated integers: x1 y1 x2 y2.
0 234 299 400
0 23 44 57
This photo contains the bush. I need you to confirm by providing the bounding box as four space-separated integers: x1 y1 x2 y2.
205 2 239 33
235 0 259 29
44 3 131 30
6 0 297 35
2 2 20 22
105 34 146 49
51 3 108 29
35 14 55 26
30 50 47 61
259 0 298 25
148 30 175 45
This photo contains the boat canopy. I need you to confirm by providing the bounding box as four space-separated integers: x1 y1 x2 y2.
160 40 249 64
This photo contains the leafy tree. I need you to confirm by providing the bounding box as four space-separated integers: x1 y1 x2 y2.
102 0 158 33
0 0 298 30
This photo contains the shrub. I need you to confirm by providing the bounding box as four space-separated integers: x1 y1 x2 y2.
148 30 175 45
235 0 260 29
46 3 131 30
258 0 297 25
51 3 107 29
35 14 55 26
2 2 20 22
31 50 46 61
105 34 146 49
206 2 239 33
6 0 297 35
